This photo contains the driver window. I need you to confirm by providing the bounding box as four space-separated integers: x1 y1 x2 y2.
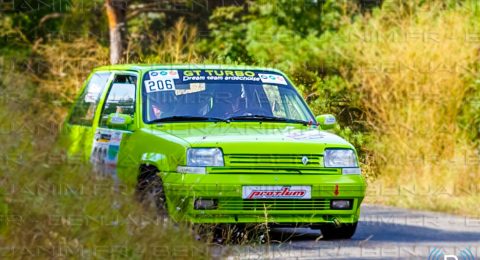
68 72 111 126
99 74 137 127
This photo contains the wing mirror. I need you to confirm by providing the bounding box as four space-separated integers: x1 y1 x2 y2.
107 113 133 130
315 114 337 130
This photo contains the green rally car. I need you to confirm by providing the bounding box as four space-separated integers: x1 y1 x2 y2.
63 64 366 239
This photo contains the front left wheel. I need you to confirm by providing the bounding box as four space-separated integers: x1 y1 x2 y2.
320 222 358 240
136 166 168 217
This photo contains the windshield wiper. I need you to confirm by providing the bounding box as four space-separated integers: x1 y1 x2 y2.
226 115 309 125
149 116 228 123
150 115 310 125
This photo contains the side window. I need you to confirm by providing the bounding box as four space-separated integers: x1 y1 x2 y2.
263 84 287 118
99 74 137 127
68 72 111 126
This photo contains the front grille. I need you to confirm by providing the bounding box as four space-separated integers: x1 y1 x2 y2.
224 154 322 168
217 199 330 211
208 154 340 174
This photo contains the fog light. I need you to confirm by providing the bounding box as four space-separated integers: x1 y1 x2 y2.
194 199 218 210
331 199 352 209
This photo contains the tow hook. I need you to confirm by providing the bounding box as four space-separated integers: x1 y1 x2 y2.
332 217 342 228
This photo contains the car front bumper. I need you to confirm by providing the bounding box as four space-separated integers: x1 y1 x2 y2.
160 172 366 225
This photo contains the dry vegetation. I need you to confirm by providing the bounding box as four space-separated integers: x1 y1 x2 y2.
128 17 201 64
0 21 213 258
348 4 480 216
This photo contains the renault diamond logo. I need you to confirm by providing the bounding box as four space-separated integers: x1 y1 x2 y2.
302 156 309 165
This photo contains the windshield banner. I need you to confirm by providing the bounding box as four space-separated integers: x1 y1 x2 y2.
144 69 288 93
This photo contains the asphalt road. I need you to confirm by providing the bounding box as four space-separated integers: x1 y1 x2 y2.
215 204 480 259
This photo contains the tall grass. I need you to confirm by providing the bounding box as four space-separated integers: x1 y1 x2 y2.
0 131 209 259
0 39 211 258
348 3 480 216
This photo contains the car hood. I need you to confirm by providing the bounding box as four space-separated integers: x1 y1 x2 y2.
154 122 353 154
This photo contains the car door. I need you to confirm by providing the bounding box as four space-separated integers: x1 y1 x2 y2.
62 71 112 160
91 72 138 177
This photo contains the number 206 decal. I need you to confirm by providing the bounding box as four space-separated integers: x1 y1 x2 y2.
145 79 176 93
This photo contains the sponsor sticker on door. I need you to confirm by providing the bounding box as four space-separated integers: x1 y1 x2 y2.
242 186 311 199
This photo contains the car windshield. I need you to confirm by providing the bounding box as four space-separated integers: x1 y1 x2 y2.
141 69 315 124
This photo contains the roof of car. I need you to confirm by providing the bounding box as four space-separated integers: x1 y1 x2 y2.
93 64 284 74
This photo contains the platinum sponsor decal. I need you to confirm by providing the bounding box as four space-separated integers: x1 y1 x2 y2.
242 186 311 199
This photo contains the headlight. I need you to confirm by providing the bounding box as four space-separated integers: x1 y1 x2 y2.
187 148 224 167
324 149 358 168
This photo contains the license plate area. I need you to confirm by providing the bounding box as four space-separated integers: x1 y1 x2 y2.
242 186 311 200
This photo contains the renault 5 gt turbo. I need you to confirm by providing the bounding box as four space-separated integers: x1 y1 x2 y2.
62 65 366 239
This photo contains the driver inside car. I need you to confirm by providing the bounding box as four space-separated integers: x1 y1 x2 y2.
207 85 247 118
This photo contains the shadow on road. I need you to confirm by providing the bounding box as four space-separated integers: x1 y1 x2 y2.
267 220 480 244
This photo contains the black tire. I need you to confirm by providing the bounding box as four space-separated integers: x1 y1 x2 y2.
320 222 358 240
136 166 168 217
